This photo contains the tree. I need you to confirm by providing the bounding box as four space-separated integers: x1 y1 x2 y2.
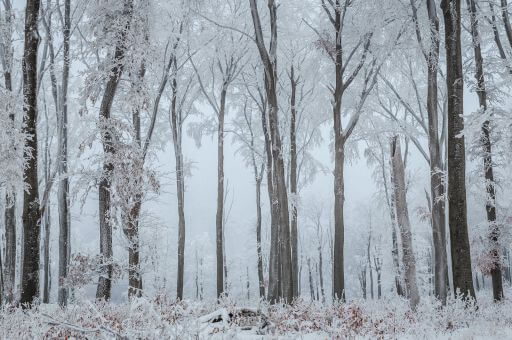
440 0 476 300
20 0 42 306
249 0 293 303
466 0 503 301
410 0 449 304
96 0 135 301
0 0 17 305
390 136 420 309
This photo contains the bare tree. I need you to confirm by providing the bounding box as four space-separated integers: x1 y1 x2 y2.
410 0 449 304
249 0 293 303
96 0 135 301
191 31 244 298
467 0 504 302
440 0 476 300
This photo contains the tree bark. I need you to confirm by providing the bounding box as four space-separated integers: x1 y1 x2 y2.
390 136 420 309
255 168 265 298
261 98 279 303
440 0 476 300
96 0 134 301
467 0 503 301
20 0 42 307
57 0 71 306
216 86 227 298
1 0 16 305
170 75 186 300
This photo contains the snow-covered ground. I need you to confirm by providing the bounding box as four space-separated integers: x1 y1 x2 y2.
1 292 511 339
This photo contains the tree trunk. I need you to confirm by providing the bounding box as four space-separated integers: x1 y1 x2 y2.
358 266 367 299
318 241 325 302
96 0 134 301
289 65 299 299
261 98 279 303
441 0 476 300
57 0 71 306
307 258 315 301
42 206 50 304
249 0 293 303
367 234 374 299
20 0 42 306
170 77 186 300
255 174 265 298
333 142 346 301
424 0 449 304
42 115 51 304
467 0 503 302
216 87 227 299
2 0 16 305
390 136 420 309
381 151 404 297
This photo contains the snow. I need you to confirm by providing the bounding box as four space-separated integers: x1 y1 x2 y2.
1 291 512 339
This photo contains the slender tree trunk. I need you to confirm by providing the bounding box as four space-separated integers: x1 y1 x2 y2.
249 0 292 303
318 242 325 302
467 0 504 302
216 87 227 298
425 0 449 304
367 234 374 299
390 136 420 309
57 0 71 306
307 258 315 300
170 77 186 300
20 0 42 306
255 174 265 298
2 0 16 305
289 66 299 299
42 113 51 304
441 0 476 300
96 0 134 301
42 206 50 303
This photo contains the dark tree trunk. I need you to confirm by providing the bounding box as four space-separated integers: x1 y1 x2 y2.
216 87 227 298
96 0 134 301
42 206 50 304
20 0 42 307
289 65 299 299
170 76 186 300
467 0 503 302
441 0 476 300
57 0 71 307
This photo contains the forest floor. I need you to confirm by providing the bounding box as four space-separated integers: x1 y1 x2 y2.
0 290 511 339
